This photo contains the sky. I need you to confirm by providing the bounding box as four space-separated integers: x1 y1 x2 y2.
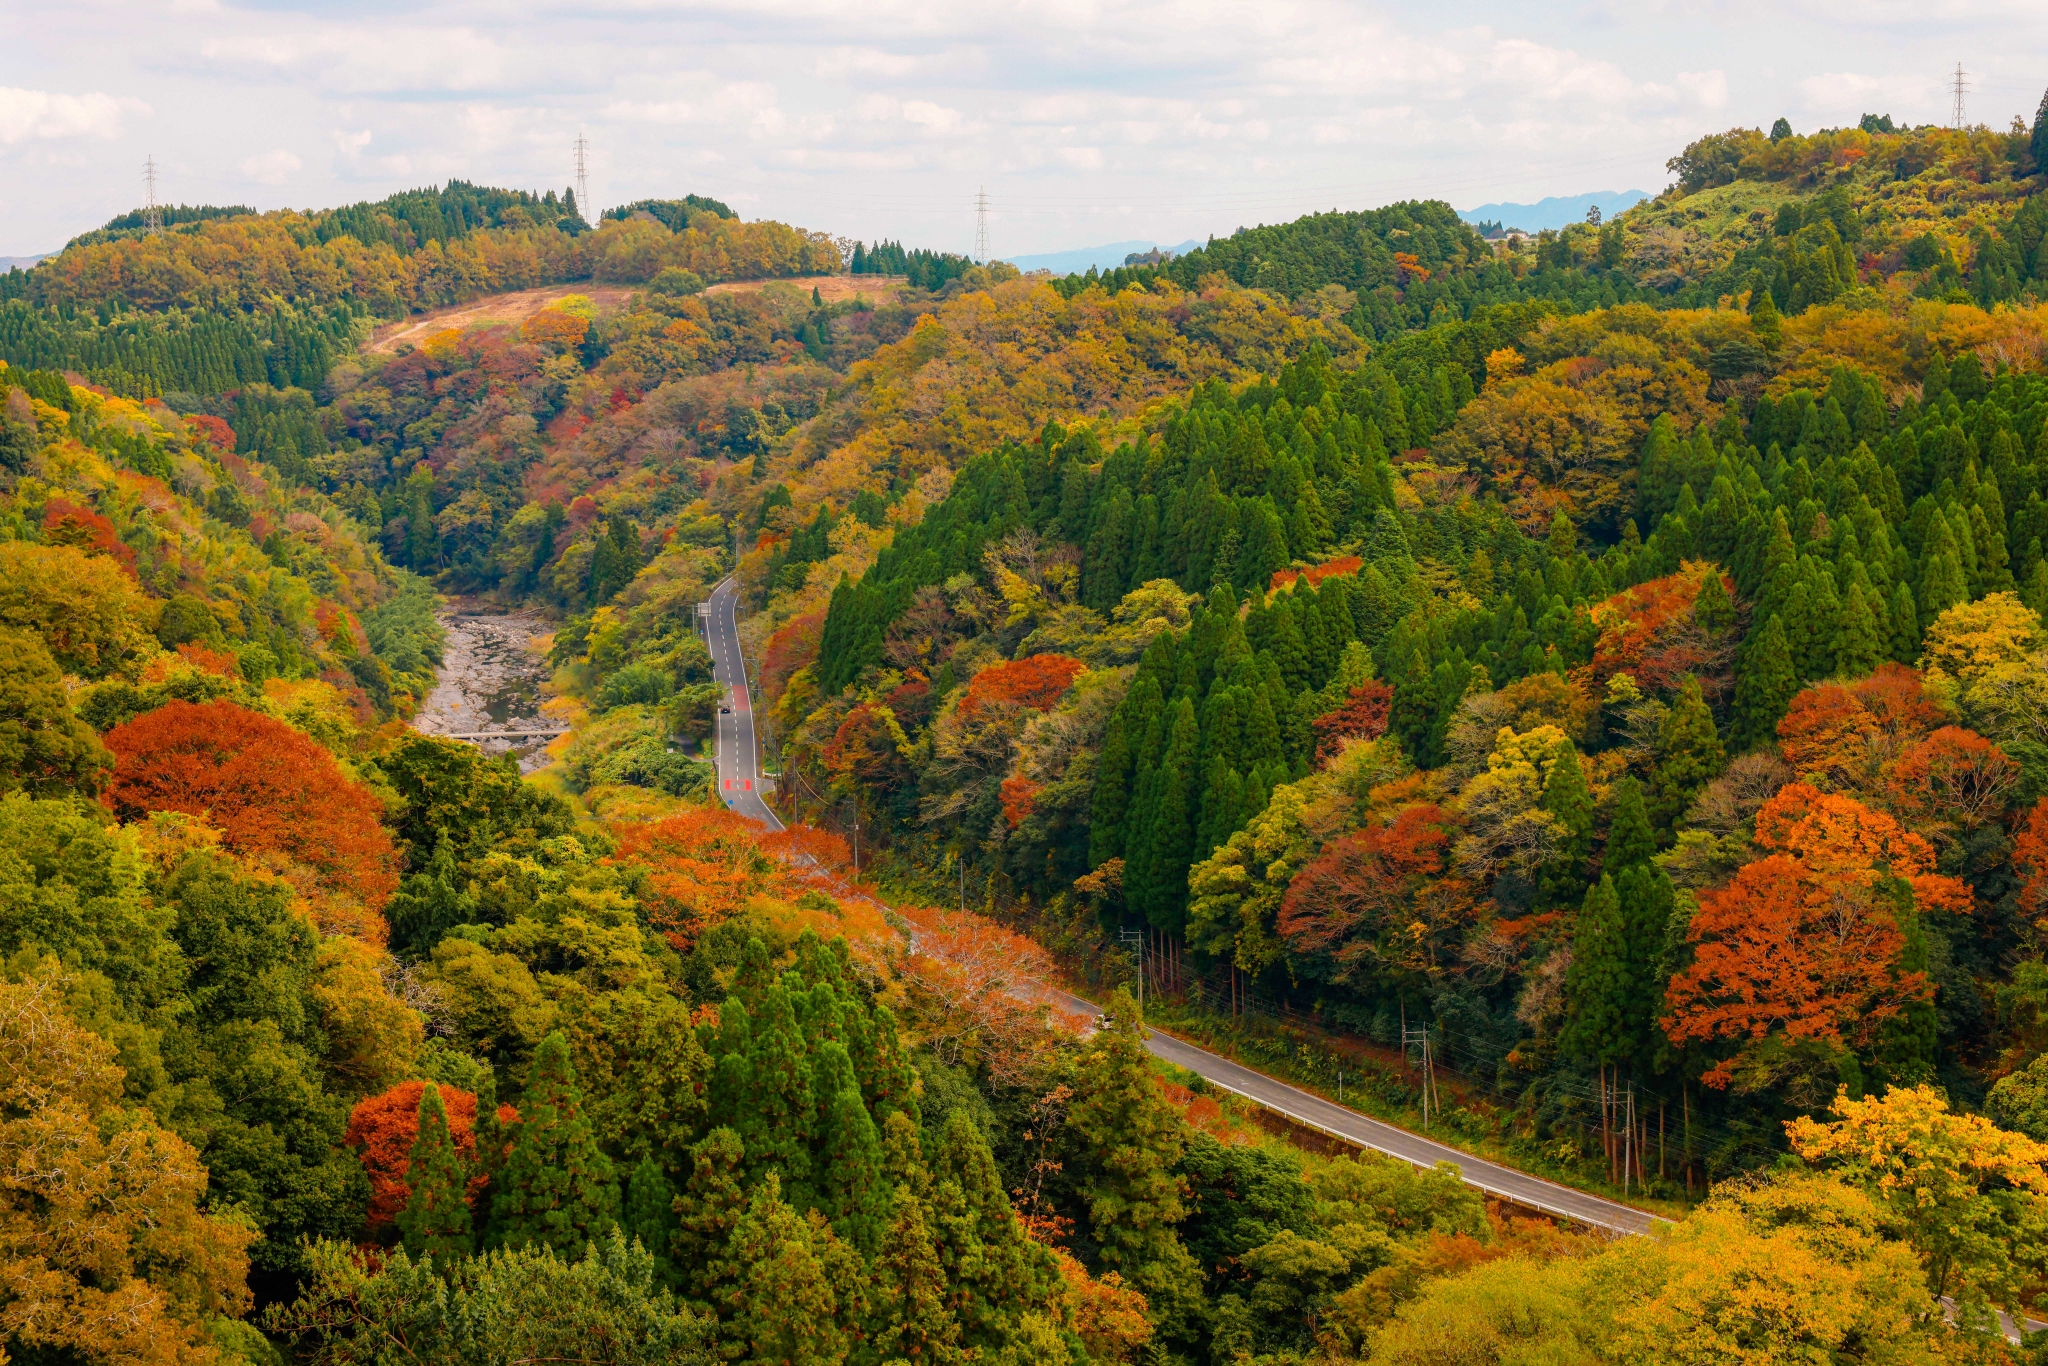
3 0 2046 259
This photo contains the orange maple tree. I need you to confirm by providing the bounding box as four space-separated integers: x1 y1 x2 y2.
1776 663 1946 794
2016 797 2048 934
961 654 1086 718
344 1080 499 1229
1884 726 2019 833
895 902 1087 1083
609 807 789 950
762 610 826 701
1271 555 1364 591
101 699 398 909
41 497 138 577
1664 782 1970 1086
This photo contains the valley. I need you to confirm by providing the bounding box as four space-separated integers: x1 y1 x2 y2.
6 112 2048 1365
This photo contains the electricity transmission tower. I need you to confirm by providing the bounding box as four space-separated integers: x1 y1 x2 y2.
143 155 164 236
974 185 989 265
574 133 591 222
1951 63 1970 130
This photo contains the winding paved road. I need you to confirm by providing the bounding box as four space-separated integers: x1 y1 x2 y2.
699 581 1654 1236
704 577 783 832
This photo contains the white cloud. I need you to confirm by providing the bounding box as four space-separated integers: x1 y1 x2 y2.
0 88 149 144
240 149 302 184
1677 70 1728 108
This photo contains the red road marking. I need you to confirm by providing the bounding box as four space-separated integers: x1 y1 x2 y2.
724 780 733 790
743 780 752 791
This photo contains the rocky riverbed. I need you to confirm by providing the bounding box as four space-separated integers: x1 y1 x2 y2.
410 610 558 773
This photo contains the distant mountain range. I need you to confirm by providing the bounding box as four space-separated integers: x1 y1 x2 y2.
0 254 51 272
1006 239 1205 275
1458 191 1652 234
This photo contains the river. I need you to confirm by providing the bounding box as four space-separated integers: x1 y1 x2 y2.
410 610 560 773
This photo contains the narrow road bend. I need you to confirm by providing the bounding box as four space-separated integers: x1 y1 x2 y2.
698 582 1656 1236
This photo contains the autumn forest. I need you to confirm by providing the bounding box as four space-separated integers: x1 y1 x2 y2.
9 107 2048 1366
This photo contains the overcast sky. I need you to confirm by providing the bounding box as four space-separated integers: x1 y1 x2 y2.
3 0 2045 259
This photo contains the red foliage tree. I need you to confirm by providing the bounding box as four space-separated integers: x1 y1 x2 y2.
1271 555 1363 592
1278 805 1474 986
344 1080 494 1229
1664 782 1971 1087
609 807 787 950
1776 663 1945 794
1000 775 1041 828
1587 562 1733 694
1311 681 1393 762
823 702 912 797
176 642 241 679
2015 797 2048 931
185 414 235 455
961 654 1086 718
41 497 137 577
762 610 825 702
1884 726 2019 833
101 699 398 909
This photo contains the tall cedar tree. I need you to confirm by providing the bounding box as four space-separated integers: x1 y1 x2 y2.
397 1082 473 1263
1562 875 1632 1067
1537 739 1594 907
872 1182 962 1366
811 1040 888 1255
487 1031 620 1254
1067 989 1204 1331
1652 675 1726 830
1731 615 1799 751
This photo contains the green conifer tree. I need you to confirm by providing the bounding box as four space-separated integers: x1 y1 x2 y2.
727 1177 851 1366
860 1004 921 1129
1651 675 1725 830
1834 580 1883 677
672 1127 749 1320
930 1110 1056 1353
487 1032 621 1256
1890 580 1922 664
871 1183 962 1366
1731 616 1799 751
736 982 815 1204
397 1082 472 1264
1066 990 1203 1333
1537 739 1594 908
1604 776 1656 873
624 1155 678 1286
1693 570 1735 637
811 1041 887 1256
1561 875 1629 1067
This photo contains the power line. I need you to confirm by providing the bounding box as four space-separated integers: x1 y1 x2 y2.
574 131 591 222
143 155 163 237
1951 62 1970 131
974 184 989 264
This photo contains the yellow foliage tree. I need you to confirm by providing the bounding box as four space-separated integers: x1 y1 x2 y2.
0 974 254 1364
0 541 155 677
1920 591 2044 685
1787 1084 2048 1316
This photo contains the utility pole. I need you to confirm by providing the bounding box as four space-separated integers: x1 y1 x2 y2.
974 185 989 265
143 156 164 237
1951 63 1970 130
574 132 591 223
1117 928 1144 1012
1402 1024 1440 1130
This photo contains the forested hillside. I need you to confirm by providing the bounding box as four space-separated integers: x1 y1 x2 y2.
11 108 2048 1364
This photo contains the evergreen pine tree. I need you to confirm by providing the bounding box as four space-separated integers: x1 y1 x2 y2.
727 1177 852 1366
1693 570 1735 637
1889 580 1922 664
1066 990 1203 1329
811 1041 887 1256
1088 710 1131 867
397 1082 472 1264
1613 862 1678 1068
1835 580 1882 677
871 1182 962 1366
1651 675 1725 831
624 1155 678 1286
672 1127 749 1319
1731 616 1799 751
1604 776 1656 874
1561 875 1629 1066
735 982 815 1204
487 1032 620 1255
1140 697 1200 935
930 1110 1056 1353
860 1004 921 1129
1537 739 1594 908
